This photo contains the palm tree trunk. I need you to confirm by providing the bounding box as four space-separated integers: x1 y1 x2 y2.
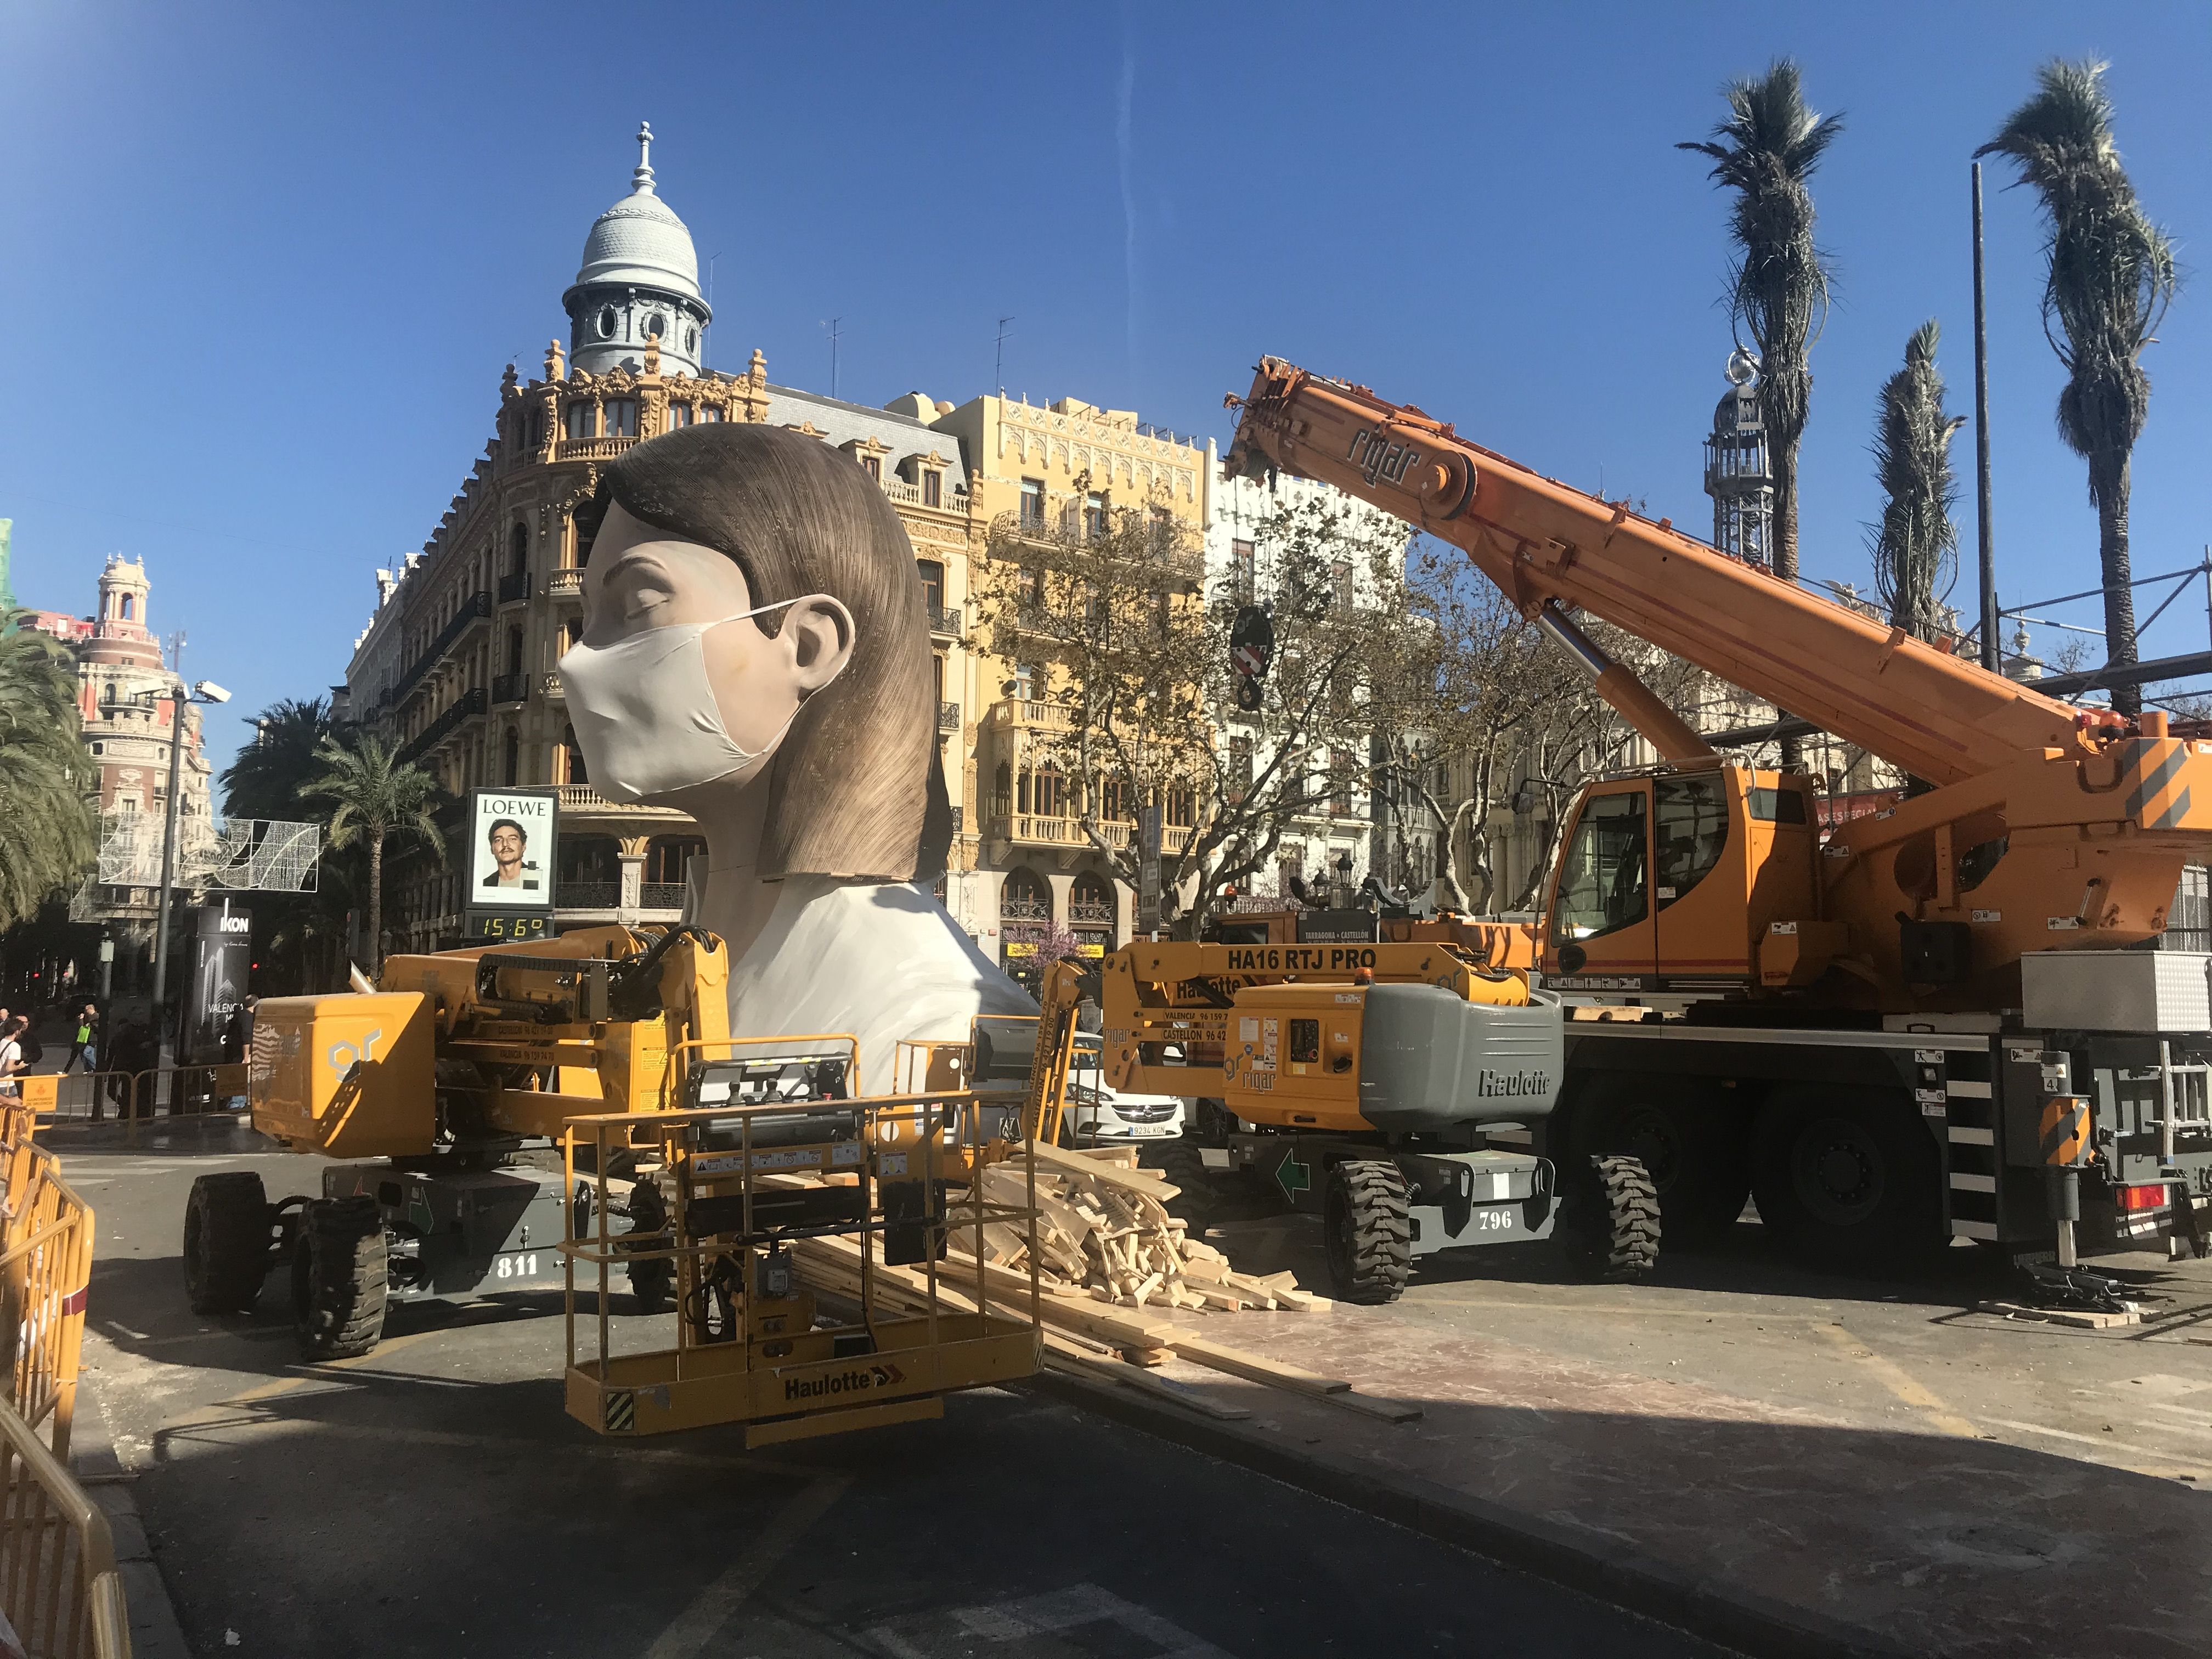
366 830 385 979
1773 436 1804 770
2092 450 2141 715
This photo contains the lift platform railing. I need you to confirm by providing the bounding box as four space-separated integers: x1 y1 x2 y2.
560 1087 1041 1448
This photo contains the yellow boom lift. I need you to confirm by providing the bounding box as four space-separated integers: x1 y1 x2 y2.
1022 938 1649 1304
182 926 1040 1444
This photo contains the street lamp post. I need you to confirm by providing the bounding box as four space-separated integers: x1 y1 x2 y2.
147 677 230 1064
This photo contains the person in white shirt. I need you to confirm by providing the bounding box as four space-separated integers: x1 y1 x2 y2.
0 1016 26 1098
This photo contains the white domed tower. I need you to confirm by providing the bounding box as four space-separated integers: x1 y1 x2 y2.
562 123 712 377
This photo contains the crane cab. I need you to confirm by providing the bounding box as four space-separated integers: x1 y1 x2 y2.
1541 764 1822 1000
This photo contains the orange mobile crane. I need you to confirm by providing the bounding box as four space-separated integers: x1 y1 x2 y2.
1226 359 2212 1279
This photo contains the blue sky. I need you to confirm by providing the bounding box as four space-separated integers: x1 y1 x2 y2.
4 2 2209 771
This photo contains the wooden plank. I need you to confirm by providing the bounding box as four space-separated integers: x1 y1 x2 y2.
1029 1140 1181 1201
1318 1390 1424 1425
1976 1299 2142 1330
1166 1333 1352 1395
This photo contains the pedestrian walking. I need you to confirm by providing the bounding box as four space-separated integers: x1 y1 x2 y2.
65 1002 99 1074
0 1017 27 1099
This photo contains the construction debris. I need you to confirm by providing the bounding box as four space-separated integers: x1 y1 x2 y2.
946 1151 1330 1314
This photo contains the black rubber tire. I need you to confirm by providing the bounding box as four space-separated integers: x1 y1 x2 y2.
1571 1080 1751 1246
624 1175 673 1316
184 1172 272 1314
1139 1141 1224 1234
1322 1159 1413 1305
1561 1154 1662 1282
1750 1086 1943 1273
291 1196 389 1359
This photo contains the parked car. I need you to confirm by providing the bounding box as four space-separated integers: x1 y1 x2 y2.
1060 1036 1185 1144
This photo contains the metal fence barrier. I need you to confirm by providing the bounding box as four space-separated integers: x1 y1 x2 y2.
18 1067 251 1142
0 1105 127 1658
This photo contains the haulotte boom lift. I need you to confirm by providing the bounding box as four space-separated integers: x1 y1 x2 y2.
1224 358 2212 1278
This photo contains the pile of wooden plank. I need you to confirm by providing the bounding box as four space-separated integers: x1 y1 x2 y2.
945 1142 1327 1314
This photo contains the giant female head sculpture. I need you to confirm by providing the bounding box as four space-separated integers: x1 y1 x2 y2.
562 422 951 882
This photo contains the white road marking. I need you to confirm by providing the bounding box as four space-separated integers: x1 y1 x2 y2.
639 1473 851 1659
869 1583 1235 1658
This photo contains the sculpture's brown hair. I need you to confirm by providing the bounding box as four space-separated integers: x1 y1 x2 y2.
578 422 951 883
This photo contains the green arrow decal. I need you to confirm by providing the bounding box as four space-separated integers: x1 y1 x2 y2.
1275 1153 1311 1200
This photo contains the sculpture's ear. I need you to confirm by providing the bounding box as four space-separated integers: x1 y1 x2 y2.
780 595 856 695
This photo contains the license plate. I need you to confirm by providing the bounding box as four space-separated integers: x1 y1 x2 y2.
491 1250 557 1283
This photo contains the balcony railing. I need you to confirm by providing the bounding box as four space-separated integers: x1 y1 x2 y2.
1001 899 1052 922
641 882 688 910
1069 899 1115 924
557 784 612 810
548 569 584 599
557 881 621 909
490 672 531 706
878 476 973 516
394 591 492 699
987 699 1077 732
927 604 961 637
496 571 530 605
988 812 1192 854
553 435 640 462
938 700 960 733
396 686 488 764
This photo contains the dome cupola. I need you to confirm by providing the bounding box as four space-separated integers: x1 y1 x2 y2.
561 123 712 378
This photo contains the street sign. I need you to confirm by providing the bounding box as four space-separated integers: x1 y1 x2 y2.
1138 805 1163 933
1229 605 1274 680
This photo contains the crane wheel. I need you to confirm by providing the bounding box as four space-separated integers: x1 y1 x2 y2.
1323 1159 1412 1305
291 1197 389 1360
1564 1155 1661 1282
1750 1087 1943 1272
624 1175 674 1316
184 1172 273 1314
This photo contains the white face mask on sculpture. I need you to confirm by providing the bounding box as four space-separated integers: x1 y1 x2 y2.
557 599 837 804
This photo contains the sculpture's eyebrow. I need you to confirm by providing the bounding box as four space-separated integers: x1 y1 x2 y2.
597 550 673 586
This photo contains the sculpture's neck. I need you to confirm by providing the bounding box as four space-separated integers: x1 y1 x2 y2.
662 772 783 963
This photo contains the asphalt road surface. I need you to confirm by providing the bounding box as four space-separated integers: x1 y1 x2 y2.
70 1121 1735 1659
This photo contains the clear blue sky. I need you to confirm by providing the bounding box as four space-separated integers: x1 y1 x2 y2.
4 2 2209 773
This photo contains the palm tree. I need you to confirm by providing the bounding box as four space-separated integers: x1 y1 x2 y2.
0 618 98 928
297 732 442 977
1978 59 2176 714
1681 61 1842 771
219 695 331 818
1869 322 1969 643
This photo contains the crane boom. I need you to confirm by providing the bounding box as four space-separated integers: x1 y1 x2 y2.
1224 359 2083 786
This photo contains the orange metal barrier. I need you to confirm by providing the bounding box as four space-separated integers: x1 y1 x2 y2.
0 1108 128 1657
0 1108 94 1457
0 1399 131 1659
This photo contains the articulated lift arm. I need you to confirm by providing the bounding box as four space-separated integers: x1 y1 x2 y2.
1224 359 2084 787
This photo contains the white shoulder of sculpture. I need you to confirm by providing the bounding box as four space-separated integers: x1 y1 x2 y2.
685 867 1039 1093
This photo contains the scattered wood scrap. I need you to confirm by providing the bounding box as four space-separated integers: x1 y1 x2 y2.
945 1158 1329 1314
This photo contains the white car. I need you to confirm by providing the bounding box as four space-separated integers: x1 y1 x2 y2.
1060 1037 1186 1144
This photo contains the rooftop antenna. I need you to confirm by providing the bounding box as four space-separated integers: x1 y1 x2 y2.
822 317 843 398
996 315 1016 395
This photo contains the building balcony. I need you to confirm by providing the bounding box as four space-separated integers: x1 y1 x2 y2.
397 686 488 764
878 476 972 517
986 699 1077 733
548 569 584 600
1069 899 1115 925
558 881 621 909
554 783 690 821
927 603 962 639
496 571 530 606
553 435 640 462
938 699 961 733
394 591 492 700
491 672 531 706
985 813 1190 855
